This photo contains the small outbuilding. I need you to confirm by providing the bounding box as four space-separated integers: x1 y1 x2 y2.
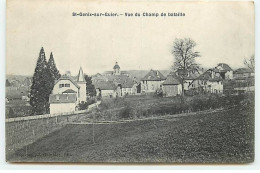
162 74 182 97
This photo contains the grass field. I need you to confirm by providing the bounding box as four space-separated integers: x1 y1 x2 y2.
10 105 254 163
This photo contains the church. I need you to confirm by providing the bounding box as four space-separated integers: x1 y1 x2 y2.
49 67 87 114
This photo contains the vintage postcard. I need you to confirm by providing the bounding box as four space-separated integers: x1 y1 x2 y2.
6 0 255 163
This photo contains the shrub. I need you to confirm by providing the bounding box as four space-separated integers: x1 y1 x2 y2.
119 105 132 119
78 99 97 110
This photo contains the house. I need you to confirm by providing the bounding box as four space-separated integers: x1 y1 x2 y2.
162 73 182 97
92 62 140 97
141 69 166 93
190 71 223 94
233 68 254 79
52 67 86 103
95 81 117 98
49 67 87 114
49 94 77 114
118 78 138 96
210 63 233 80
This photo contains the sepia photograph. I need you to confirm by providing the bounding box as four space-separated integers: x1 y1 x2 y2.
5 0 255 163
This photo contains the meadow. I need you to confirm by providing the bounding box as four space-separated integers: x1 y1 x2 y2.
10 103 254 163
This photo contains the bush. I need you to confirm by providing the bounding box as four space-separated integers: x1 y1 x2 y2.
119 105 132 119
78 99 96 110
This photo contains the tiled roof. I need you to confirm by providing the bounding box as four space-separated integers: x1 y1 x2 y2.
234 68 254 74
94 81 117 90
55 75 80 88
62 89 77 94
197 71 222 82
120 78 135 88
142 70 166 81
103 71 113 74
163 75 181 85
197 71 212 80
49 94 77 103
217 63 233 71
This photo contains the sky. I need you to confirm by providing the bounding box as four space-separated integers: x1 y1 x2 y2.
6 0 255 76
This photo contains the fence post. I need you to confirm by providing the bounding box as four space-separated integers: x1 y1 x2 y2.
92 114 95 144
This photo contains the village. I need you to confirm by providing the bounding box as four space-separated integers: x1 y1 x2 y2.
5 56 255 162
45 60 254 114
6 59 255 116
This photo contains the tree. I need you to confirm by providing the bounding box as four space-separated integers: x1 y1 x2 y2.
45 52 61 113
172 38 200 97
84 75 96 98
30 47 50 115
244 54 255 72
6 79 11 87
47 52 61 80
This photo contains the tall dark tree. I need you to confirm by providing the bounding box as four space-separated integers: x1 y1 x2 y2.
45 52 61 113
47 52 61 80
172 38 200 97
84 75 96 98
30 47 50 115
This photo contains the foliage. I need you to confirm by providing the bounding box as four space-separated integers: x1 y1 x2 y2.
13 105 254 163
47 52 61 80
78 99 96 110
171 38 200 96
30 47 50 115
30 48 60 115
6 79 11 87
244 54 255 72
95 93 252 121
84 75 96 98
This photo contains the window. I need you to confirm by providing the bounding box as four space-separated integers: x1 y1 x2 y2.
59 84 62 88
65 83 70 87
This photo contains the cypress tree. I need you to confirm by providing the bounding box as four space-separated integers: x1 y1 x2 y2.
45 52 61 113
85 75 96 98
47 52 61 80
30 47 49 115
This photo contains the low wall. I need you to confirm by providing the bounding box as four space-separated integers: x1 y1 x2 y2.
6 101 101 123
6 101 101 158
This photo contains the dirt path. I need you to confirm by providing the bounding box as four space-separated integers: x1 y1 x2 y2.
67 107 226 125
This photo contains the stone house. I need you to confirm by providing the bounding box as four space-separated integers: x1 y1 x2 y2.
141 69 166 93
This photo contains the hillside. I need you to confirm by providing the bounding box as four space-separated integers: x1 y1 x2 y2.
9 106 254 163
